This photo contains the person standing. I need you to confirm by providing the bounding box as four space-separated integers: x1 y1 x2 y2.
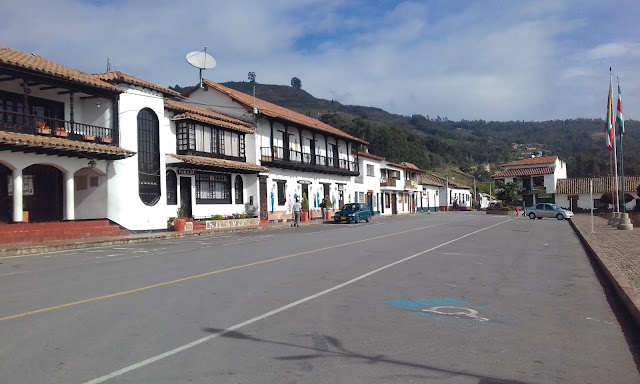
320 199 327 221
293 198 301 227
515 205 519 216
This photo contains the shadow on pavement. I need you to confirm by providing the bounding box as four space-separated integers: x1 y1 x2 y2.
202 327 530 384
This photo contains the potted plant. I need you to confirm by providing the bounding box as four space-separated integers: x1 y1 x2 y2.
301 193 310 222
82 134 95 141
53 127 68 137
35 121 51 135
22 199 29 223
324 195 334 220
174 201 188 231
99 136 113 144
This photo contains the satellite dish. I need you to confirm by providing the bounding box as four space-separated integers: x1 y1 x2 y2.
186 50 216 70
186 47 216 88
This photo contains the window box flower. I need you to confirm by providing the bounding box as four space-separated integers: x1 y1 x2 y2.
99 137 113 144
82 134 96 141
53 127 68 138
35 121 51 135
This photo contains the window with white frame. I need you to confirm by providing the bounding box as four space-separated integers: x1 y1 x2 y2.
366 164 374 177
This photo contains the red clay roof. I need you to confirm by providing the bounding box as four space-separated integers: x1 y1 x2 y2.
171 112 254 134
0 46 121 92
95 71 181 97
501 155 558 167
355 150 385 161
165 99 254 132
396 162 422 172
556 176 640 195
492 166 555 178
167 154 268 173
419 175 444 187
0 131 134 159
197 79 367 145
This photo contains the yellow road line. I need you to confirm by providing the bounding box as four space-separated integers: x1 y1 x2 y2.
0 221 464 322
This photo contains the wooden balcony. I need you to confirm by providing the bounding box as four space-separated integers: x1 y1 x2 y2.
0 111 115 144
380 178 397 187
260 146 358 176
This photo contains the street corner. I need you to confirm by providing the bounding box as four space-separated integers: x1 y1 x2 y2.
384 298 509 328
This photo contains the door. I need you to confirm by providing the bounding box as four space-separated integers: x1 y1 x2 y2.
179 177 192 219
259 177 268 220
332 145 339 168
391 193 398 214
367 192 373 213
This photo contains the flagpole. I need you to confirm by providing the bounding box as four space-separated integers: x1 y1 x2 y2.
608 70 615 222
617 76 626 214
590 178 594 233
611 73 620 214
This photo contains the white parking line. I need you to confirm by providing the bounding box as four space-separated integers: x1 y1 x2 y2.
81 219 511 384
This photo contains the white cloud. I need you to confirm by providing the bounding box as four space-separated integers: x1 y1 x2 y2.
1 0 639 121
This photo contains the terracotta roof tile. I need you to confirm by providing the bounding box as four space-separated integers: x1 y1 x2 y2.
397 162 422 171
0 46 121 92
165 99 254 133
419 175 444 187
421 174 470 189
95 71 181 97
0 131 134 159
556 176 640 195
492 166 555 178
171 112 254 134
197 80 367 145
501 155 558 167
167 154 268 173
355 150 385 161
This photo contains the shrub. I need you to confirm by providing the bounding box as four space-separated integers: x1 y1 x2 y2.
211 214 224 220
244 203 258 217
301 193 309 212
324 195 333 209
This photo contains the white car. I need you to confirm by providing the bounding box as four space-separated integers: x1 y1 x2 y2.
527 203 574 220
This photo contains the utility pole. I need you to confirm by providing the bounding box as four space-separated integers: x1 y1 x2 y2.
445 170 449 211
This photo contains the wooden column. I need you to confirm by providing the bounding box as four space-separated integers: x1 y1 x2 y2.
69 91 75 133
269 119 274 160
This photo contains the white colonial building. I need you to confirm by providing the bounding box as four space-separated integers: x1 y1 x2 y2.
555 176 640 212
0 47 134 225
186 80 367 223
418 175 443 212
492 155 567 206
352 149 384 215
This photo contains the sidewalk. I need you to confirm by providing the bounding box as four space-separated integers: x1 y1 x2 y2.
570 214 640 327
0 219 325 258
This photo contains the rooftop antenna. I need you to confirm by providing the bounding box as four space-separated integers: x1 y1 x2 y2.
186 46 216 88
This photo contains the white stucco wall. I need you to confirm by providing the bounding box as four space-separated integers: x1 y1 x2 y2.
106 85 169 231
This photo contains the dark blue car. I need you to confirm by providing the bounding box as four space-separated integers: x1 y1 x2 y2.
334 203 371 224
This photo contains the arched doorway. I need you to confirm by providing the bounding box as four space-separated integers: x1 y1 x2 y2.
0 164 10 223
23 164 63 222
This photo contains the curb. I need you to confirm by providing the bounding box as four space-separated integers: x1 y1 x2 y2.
0 221 323 258
569 219 640 328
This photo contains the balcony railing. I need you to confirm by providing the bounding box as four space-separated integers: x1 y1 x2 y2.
404 180 418 189
380 178 398 187
0 110 114 143
260 146 358 174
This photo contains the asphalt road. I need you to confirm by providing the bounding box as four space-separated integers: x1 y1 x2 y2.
0 212 638 384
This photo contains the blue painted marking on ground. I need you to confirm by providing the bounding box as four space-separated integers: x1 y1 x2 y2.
384 298 489 327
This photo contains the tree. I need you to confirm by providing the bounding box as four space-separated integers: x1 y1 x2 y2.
291 77 301 89
248 71 256 84
495 181 519 205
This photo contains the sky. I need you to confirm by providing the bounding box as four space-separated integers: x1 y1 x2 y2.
2 0 639 122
